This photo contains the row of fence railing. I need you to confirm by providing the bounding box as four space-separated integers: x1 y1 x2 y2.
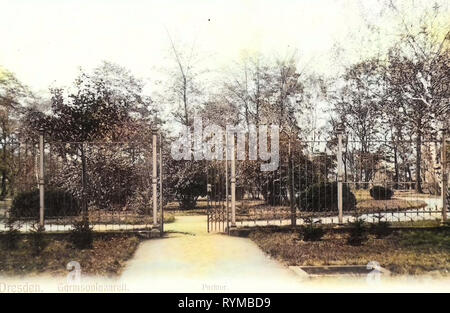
0 130 448 233
0 131 164 233
231 132 449 227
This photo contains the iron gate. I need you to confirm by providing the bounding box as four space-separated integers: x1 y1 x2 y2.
206 161 230 233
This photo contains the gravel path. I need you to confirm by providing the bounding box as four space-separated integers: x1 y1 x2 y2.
120 215 304 292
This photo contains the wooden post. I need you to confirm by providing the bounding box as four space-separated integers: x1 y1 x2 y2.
230 133 236 227
288 138 296 226
225 133 230 233
442 128 448 222
39 129 45 228
207 172 211 233
159 132 164 235
337 127 344 224
152 126 158 228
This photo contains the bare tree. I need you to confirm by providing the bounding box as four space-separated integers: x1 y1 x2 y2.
332 58 385 187
381 3 450 192
165 31 205 127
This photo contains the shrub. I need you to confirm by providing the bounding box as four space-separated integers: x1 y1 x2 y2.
369 186 394 200
179 195 198 210
165 160 207 210
347 216 368 246
301 218 324 241
29 223 47 255
10 189 80 218
86 152 139 211
163 214 176 224
370 214 392 238
370 221 392 239
70 215 93 249
298 182 356 212
1 217 20 250
125 187 152 214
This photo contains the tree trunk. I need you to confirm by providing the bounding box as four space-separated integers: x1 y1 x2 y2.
1 133 7 200
415 124 423 193
288 139 296 226
80 143 88 214
0 171 6 200
393 145 399 189
406 164 412 189
183 78 189 126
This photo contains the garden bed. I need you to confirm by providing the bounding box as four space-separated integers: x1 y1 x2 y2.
235 198 428 222
29 212 175 226
355 199 427 213
249 228 450 275
0 233 140 277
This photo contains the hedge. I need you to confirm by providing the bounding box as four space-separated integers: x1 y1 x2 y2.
369 186 394 200
298 182 356 212
10 189 81 218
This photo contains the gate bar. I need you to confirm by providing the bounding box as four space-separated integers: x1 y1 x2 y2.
159 132 164 235
39 128 45 228
337 127 344 224
152 126 158 228
225 133 230 233
442 128 448 222
230 133 236 227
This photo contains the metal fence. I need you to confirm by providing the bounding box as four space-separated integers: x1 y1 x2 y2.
233 130 449 227
1 129 448 234
0 139 40 232
0 131 164 233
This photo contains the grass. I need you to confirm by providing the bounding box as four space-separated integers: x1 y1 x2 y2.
165 200 227 215
165 200 232 215
0 234 140 277
0 199 177 225
236 204 291 221
249 227 450 275
79 211 176 225
12 211 177 226
354 189 441 201
399 230 450 250
234 198 429 221
390 219 444 227
232 188 436 222
353 189 373 202
169 209 207 216
356 199 427 213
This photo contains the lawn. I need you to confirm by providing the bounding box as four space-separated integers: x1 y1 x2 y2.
234 198 428 222
356 199 427 213
53 211 176 225
1 199 177 225
0 234 140 277
249 227 450 275
164 200 211 215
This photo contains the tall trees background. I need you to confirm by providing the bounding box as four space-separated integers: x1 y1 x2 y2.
0 0 448 210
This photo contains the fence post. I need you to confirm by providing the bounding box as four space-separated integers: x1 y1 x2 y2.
152 126 158 228
159 132 164 235
39 128 45 228
442 128 448 222
288 138 296 226
337 127 344 224
225 133 230 233
230 133 236 228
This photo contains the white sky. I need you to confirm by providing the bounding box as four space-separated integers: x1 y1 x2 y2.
0 0 447 96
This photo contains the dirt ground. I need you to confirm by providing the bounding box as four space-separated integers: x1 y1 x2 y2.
0 234 140 277
249 228 450 275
